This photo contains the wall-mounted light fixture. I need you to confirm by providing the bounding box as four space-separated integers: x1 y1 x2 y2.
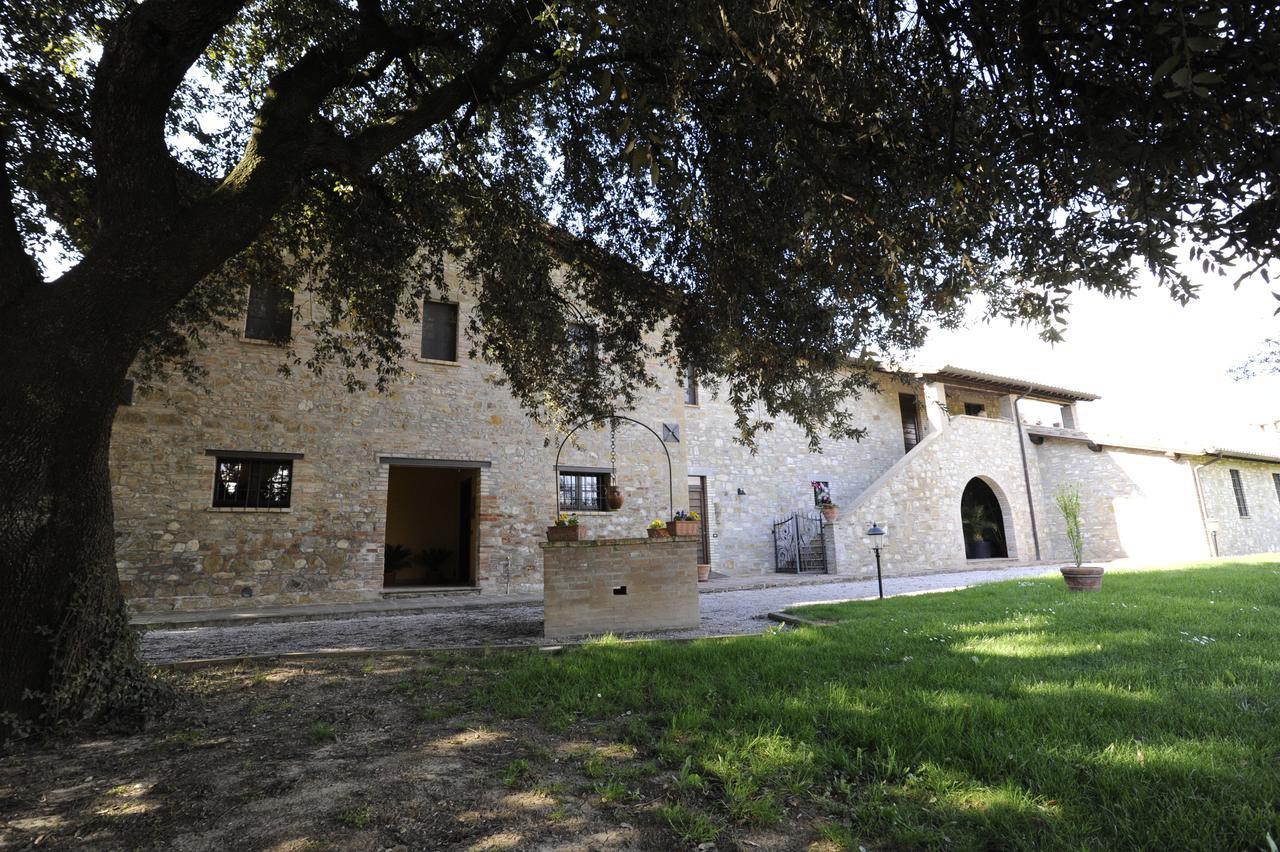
736 487 747 496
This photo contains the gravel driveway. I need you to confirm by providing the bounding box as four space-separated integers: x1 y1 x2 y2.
138 564 1073 663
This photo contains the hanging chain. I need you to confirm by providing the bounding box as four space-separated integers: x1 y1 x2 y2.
609 416 618 478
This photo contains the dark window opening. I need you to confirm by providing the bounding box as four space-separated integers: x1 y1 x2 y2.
683 368 699 405
213 457 293 508
899 393 921 453
566 323 598 373
964 402 986 417
1230 468 1249 517
1273 472 1280 507
244 280 294 342
421 301 459 361
558 471 608 512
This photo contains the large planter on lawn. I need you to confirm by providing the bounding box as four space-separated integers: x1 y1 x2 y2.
1061 565 1104 592
547 525 581 543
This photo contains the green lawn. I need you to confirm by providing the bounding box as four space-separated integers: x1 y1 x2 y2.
488 559 1280 850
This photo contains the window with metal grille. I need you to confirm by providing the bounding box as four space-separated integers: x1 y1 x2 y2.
421 301 458 361
566 323 598 373
1273 472 1280 507
1229 468 1249 517
213 457 294 508
683 367 699 405
558 471 607 512
244 280 293 342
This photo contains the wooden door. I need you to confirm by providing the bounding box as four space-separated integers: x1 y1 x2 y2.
899 393 921 452
687 476 711 565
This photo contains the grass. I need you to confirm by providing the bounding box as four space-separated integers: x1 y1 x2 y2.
486 558 1280 850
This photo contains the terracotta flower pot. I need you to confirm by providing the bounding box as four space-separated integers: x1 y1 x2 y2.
669 519 700 537
647 527 670 539
605 485 625 510
1060 565 1104 592
547 524 581 543
697 564 712 582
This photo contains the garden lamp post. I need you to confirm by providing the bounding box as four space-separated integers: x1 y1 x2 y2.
866 522 886 599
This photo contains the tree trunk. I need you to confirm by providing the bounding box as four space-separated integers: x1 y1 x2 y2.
0 288 157 738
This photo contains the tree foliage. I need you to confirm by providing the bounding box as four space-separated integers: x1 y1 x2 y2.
4 0 1278 446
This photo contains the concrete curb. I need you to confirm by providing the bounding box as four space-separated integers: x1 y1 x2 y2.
150 630 767 671
765 611 830 628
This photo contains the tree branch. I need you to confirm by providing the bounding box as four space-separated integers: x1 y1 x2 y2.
90 0 248 226
0 136 42 305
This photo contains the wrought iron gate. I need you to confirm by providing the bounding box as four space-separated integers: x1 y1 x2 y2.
773 512 830 574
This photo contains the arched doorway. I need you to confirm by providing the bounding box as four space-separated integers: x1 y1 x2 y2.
961 478 1008 559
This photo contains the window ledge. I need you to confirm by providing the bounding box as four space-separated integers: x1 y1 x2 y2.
238 335 290 347
207 506 293 513
559 510 613 516
413 356 461 367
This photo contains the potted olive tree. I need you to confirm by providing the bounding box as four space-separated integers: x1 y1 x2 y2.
1055 486 1104 591
961 504 1000 559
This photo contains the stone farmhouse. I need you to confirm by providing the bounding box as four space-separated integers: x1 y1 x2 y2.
110 275 1280 613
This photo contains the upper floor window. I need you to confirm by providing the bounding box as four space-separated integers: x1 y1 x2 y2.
244 279 293 342
1272 472 1280 507
683 367 699 405
558 470 608 512
212 455 294 508
1229 468 1249 518
964 402 985 417
566 323 598 373
421 301 459 361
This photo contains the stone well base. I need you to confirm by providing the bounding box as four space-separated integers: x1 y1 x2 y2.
541 536 699 639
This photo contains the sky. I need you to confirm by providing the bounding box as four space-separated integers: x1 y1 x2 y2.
914 263 1280 452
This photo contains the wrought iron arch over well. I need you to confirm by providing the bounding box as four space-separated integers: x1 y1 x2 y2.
553 415 674 518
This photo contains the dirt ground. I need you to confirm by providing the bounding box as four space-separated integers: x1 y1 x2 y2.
0 653 835 851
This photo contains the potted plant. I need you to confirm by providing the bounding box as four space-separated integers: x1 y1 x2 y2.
818 497 839 523
605 484 625 510
669 510 700 537
547 513 581 542
647 518 670 538
1055 486 1103 591
961 504 1000 559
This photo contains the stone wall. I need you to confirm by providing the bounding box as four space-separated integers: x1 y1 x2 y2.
111 273 691 612
831 415 1037 578
682 377 919 576
1031 438 1210 564
541 536 699 638
1198 460 1280 556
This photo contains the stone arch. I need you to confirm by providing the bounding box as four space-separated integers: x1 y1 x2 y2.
961 476 1015 559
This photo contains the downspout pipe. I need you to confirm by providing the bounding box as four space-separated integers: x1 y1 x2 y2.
1191 453 1225 557
1012 392 1042 561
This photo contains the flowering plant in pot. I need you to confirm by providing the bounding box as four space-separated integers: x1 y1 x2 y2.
647 518 670 538
812 481 839 522
669 510 700 537
547 512 581 542
1055 486 1103 591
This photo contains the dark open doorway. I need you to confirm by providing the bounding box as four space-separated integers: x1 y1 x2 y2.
384 465 477 587
961 477 1009 559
